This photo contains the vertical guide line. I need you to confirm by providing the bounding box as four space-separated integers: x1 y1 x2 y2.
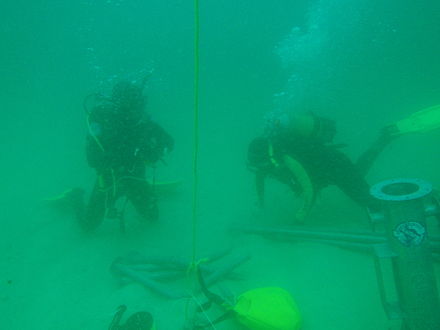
192 0 200 266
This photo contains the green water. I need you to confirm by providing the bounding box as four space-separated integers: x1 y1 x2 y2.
1 0 440 329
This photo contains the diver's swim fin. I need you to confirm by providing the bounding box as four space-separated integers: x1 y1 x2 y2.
146 179 182 195
390 104 440 136
44 188 85 215
44 188 83 202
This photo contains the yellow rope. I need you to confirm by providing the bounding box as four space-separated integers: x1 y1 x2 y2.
86 115 105 152
191 0 200 267
184 2 201 321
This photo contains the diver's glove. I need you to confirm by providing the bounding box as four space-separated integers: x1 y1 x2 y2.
163 133 174 153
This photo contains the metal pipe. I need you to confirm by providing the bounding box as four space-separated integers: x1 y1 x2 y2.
236 225 440 254
370 178 440 330
236 225 387 244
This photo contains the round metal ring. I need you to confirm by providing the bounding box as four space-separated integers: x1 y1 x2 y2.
370 178 432 201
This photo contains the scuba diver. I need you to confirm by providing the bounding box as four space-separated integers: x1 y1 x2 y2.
76 77 174 232
247 111 395 223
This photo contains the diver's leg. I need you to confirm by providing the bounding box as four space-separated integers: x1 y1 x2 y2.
328 151 376 207
126 179 158 221
47 187 85 217
337 171 375 207
356 129 393 177
70 188 85 222
80 181 107 231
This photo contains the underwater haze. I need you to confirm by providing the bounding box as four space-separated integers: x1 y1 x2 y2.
1 0 440 329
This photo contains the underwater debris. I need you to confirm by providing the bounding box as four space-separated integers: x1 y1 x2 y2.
110 250 251 299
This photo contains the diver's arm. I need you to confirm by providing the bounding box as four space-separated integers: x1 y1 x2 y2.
140 120 174 164
282 155 315 222
150 121 174 153
255 171 266 208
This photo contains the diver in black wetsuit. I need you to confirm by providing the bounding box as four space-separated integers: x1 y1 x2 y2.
247 112 392 223
78 79 174 232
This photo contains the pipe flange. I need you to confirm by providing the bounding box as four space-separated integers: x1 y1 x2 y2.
370 178 432 202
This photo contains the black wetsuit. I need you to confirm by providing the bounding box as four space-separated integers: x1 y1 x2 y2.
81 103 174 231
249 132 390 209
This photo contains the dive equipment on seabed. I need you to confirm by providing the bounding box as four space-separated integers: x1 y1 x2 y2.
108 305 156 330
237 178 440 330
110 250 251 300
189 266 302 330
370 179 440 330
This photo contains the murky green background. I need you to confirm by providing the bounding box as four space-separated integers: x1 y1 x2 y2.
1 0 440 329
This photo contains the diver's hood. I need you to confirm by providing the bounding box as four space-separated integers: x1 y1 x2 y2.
112 81 145 109
109 80 147 124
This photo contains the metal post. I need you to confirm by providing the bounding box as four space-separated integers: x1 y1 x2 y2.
370 178 440 330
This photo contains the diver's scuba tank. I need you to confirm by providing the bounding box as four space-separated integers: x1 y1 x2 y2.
264 110 336 143
289 112 337 143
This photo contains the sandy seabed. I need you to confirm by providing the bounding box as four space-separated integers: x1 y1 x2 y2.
2 183 439 330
